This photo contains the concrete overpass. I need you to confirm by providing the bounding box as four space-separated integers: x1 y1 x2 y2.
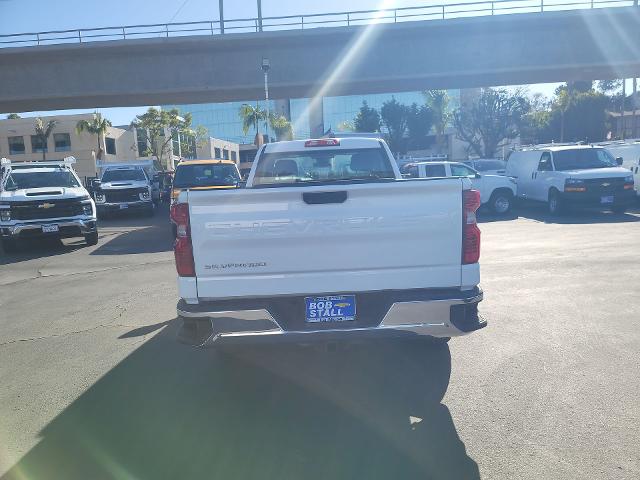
1 6 640 113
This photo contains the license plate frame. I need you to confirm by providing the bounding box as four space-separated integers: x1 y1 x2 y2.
42 224 59 233
305 295 356 323
600 195 614 204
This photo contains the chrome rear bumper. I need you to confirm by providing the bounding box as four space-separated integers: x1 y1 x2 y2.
176 288 484 347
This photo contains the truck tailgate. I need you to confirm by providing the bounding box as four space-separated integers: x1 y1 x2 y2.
188 179 464 299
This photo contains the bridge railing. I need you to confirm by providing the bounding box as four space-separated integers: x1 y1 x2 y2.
0 0 636 48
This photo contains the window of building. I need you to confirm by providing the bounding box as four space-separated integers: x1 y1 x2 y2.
223 149 229 160
214 147 222 159
231 151 237 162
31 135 47 153
105 137 116 155
8 136 25 155
136 129 149 156
54 133 71 152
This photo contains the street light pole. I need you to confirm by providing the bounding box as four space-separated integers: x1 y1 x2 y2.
262 57 270 142
257 0 263 32
219 0 224 34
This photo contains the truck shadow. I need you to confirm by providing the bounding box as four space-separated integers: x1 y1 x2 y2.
0 238 83 265
2 321 479 480
514 203 640 224
89 225 173 255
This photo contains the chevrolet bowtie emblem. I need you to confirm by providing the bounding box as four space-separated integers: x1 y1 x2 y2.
38 203 55 209
602 182 611 187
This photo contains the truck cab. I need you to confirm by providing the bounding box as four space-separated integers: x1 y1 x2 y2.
0 157 98 252
94 163 154 217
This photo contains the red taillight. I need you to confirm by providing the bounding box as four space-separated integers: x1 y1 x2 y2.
304 138 340 147
462 189 481 265
171 203 195 277
623 182 634 190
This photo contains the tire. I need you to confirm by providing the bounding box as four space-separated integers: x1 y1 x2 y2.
548 189 564 215
171 223 177 238
1 237 17 253
144 206 155 218
84 231 99 246
611 205 627 214
489 190 513 214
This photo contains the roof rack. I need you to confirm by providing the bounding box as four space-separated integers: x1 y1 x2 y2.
514 141 589 151
0 156 76 168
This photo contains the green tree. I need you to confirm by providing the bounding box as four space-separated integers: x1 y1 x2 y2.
520 94 552 145
380 98 409 154
239 104 267 145
547 89 609 143
269 114 293 141
596 79 622 94
132 108 193 170
6 113 20 119
337 120 354 132
33 117 58 161
354 101 381 133
453 88 528 158
424 90 450 153
76 112 112 161
406 103 434 150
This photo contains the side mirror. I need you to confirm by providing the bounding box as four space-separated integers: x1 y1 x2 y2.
92 179 102 190
616 157 623 166
474 173 481 179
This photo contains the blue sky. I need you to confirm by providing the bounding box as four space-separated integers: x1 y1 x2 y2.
0 0 575 123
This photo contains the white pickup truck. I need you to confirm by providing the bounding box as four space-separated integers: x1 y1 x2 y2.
401 160 516 214
171 138 485 347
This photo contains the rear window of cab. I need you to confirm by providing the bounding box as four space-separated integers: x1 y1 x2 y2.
252 148 395 187
173 163 240 188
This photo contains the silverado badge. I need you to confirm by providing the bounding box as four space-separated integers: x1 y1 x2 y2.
38 203 55 209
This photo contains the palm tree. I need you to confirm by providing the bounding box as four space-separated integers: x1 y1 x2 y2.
239 104 267 145
33 118 58 161
269 114 294 141
76 112 112 160
424 90 451 154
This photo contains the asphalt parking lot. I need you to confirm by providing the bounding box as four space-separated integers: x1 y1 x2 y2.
1 204 639 480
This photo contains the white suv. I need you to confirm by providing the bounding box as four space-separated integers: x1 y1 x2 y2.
401 160 516 214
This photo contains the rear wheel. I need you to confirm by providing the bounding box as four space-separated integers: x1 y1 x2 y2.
548 189 564 215
1 237 17 253
84 231 99 246
612 205 627 214
489 191 513 214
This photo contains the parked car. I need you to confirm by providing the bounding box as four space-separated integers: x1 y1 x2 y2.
0 157 98 252
170 159 241 236
463 158 507 175
506 145 635 214
94 163 154 218
171 138 485 347
600 140 640 198
401 160 516 214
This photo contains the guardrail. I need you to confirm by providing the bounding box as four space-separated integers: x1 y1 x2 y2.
0 0 637 48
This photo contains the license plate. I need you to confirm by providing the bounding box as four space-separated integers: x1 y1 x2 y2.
601 196 614 204
305 295 356 323
119 204 129 209
42 224 59 233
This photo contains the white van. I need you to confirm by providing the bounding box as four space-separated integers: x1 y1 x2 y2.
506 145 635 214
599 141 640 197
